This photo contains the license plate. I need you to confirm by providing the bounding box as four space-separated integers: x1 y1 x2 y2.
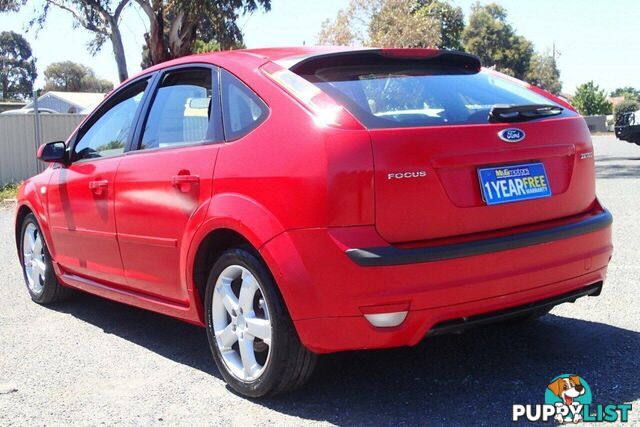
478 162 552 205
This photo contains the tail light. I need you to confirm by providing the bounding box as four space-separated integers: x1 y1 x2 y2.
260 62 363 130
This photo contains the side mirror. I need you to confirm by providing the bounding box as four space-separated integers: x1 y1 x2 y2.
37 141 67 164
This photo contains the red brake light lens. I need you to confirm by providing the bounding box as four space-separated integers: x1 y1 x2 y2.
380 48 440 58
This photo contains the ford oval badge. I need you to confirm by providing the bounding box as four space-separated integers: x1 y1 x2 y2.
498 128 526 143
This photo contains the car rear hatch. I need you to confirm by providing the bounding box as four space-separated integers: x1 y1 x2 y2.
290 49 595 243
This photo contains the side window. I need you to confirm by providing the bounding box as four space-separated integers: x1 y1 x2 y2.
221 70 268 141
73 79 148 161
140 68 214 150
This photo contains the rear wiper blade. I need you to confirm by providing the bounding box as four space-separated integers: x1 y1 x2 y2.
489 104 564 123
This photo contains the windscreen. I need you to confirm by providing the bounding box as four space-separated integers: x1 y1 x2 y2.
301 65 568 128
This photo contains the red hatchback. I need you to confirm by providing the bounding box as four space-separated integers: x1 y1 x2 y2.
15 47 613 397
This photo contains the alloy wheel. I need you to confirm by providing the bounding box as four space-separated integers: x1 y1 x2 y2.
211 265 272 382
23 222 46 295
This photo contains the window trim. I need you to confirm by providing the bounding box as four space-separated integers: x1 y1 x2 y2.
129 63 224 154
219 68 270 142
68 72 157 163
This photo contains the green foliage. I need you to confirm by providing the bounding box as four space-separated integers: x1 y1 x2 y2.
525 52 562 94
6 0 131 82
415 0 464 50
43 61 114 93
613 99 640 119
318 0 464 50
610 86 640 100
369 0 441 48
572 81 612 116
0 31 36 101
137 0 270 66
0 182 19 200
193 39 222 54
462 2 533 79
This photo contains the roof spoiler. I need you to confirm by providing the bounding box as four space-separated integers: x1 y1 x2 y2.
289 48 482 75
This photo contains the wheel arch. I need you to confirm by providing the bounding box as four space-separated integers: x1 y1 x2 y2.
14 203 34 255
186 193 288 322
191 227 252 305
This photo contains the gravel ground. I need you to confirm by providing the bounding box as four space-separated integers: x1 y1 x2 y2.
0 135 638 426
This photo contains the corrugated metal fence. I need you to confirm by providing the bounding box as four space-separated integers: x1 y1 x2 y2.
0 114 85 186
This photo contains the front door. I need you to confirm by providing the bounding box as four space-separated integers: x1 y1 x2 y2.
47 78 150 285
114 67 222 304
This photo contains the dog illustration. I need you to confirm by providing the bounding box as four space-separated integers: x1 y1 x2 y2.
548 376 586 423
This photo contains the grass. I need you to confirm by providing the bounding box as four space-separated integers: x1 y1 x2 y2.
0 183 20 200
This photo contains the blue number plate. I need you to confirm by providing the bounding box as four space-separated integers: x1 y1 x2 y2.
478 162 552 205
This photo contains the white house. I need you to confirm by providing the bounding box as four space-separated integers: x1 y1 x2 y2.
23 91 105 114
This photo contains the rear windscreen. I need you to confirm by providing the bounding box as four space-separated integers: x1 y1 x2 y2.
299 64 569 128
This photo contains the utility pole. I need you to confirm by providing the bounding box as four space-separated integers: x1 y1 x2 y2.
552 41 561 65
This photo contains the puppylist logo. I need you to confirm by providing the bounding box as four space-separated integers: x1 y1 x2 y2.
512 374 632 423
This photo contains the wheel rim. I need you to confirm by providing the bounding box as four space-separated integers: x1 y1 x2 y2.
23 223 46 295
212 265 272 382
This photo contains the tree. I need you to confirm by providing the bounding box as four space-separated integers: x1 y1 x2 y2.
462 2 533 79
133 0 270 67
317 5 359 46
0 0 26 12
23 0 131 83
3 1 272 81
415 0 464 50
610 86 640 100
613 99 640 120
572 81 612 116
525 52 562 95
369 0 440 48
141 37 242 69
318 0 378 46
43 61 113 92
0 31 36 101
317 0 463 49
192 39 222 54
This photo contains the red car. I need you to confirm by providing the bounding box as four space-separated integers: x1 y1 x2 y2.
15 47 613 397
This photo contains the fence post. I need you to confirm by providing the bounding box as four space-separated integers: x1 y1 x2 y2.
32 89 44 172
33 90 41 146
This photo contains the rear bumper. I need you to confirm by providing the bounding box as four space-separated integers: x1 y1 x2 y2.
346 209 612 266
426 281 602 336
259 207 613 353
294 275 606 353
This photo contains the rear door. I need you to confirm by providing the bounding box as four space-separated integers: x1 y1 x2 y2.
114 66 222 304
294 51 595 243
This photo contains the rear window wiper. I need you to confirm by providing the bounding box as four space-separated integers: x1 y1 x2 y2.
489 104 564 123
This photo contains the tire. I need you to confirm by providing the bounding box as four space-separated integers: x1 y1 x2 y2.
19 213 73 304
204 246 317 398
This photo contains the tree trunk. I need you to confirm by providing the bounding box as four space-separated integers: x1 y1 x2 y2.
1 74 7 102
146 2 170 65
109 21 129 82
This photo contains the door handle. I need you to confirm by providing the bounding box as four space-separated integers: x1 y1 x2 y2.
88 179 108 195
171 175 200 185
171 174 199 192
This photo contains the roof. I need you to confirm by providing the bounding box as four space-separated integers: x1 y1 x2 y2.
136 46 356 78
125 46 480 89
224 46 352 61
39 91 105 109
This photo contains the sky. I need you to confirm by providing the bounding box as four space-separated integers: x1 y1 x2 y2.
0 0 638 95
